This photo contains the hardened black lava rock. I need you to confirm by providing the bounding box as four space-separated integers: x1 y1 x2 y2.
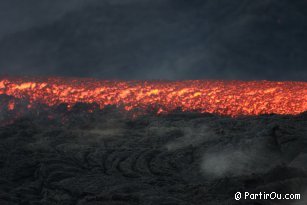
0 108 306 205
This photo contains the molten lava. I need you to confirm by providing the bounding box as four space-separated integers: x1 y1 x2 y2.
0 77 306 116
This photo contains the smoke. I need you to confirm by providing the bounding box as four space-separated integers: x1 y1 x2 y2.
75 118 128 143
165 125 217 151
0 0 306 80
0 0 90 40
201 138 283 178
0 0 164 40
27 115 128 152
201 148 257 178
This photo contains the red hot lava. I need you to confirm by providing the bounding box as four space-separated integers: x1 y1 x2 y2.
0 77 306 116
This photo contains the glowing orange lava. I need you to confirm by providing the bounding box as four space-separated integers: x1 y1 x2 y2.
0 77 306 116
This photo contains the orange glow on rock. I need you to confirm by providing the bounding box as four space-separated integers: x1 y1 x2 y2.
0 77 306 116
7 101 15 111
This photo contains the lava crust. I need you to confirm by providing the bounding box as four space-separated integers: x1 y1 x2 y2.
0 107 306 204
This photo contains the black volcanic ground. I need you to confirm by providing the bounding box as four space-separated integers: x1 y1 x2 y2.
0 105 306 205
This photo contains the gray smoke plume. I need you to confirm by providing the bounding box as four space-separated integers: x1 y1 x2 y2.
201 136 283 178
0 0 306 80
166 125 217 151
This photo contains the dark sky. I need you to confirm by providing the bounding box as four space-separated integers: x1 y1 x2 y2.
0 0 306 81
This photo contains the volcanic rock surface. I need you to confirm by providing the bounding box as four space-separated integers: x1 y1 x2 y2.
0 105 306 205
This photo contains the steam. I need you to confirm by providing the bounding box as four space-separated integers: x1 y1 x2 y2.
1 1 307 81
165 125 218 151
201 148 258 178
27 116 128 152
201 138 283 178
0 0 89 40
75 118 127 143
163 120 284 179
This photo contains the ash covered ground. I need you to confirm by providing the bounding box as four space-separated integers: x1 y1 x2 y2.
0 104 306 205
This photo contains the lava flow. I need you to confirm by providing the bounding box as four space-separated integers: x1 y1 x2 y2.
0 76 306 116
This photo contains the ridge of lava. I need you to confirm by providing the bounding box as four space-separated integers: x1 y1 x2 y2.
0 76 306 117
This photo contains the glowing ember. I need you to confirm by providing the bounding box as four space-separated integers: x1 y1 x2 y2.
7 101 15 111
0 77 306 116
